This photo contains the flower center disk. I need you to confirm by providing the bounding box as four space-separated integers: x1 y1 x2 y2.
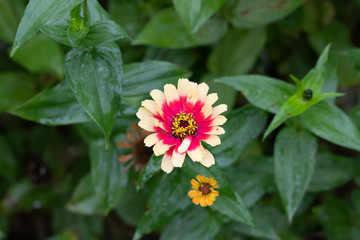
199 183 211 195
171 113 198 139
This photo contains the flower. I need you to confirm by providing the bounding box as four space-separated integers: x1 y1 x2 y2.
188 175 219 207
136 78 227 173
117 123 153 173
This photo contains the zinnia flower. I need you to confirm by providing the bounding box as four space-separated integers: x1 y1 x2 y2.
136 78 227 173
117 124 153 173
188 175 219 207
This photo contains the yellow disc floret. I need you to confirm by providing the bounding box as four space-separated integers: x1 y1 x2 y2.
171 113 198 139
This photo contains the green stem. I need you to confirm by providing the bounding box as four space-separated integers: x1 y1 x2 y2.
83 0 88 22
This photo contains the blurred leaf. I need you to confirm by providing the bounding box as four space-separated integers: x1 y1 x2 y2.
226 156 273 207
46 231 78 240
67 174 106 215
160 206 222 240
137 154 161 189
0 216 7 240
216 75 296 114
223 0 306 28
0 72 36 112
122 60 190 98
90 139 128 213
313 194 352 240
207 27 266 76
300 101 360 151
52 209 103 240
12 33 64 76
10 80 90 125
134 171 190 240
133 8 228 48
0 0 25 42
0 135 18 181
1 180 33 214
64 43 123 148
10 0 81 56
115 183 148 227
274 126 317 221
172 0 226 33
182 161 253 226
229 203 281 240
350 103 360 130
212 105 268 168
308 153 354 192
201 74 237 110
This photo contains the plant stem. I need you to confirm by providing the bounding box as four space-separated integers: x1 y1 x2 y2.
83 0 88 22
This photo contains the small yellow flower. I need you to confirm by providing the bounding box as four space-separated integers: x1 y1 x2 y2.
188 175 219 207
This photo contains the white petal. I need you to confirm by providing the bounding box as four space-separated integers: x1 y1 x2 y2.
200 149 215 167
177 78 191 97
161 154 174 173
153 140 172 156
203 135 221 147
144 133 159 147
197 82 209 102
211 115 227 126
178 136 192 153
172 149 186 167
141 100 157 115
201 104 212 119
138 117 155 132
187 145 205 162
164 83 179 104
212 104 227 117
136 107 153 120
207 126 225 135
186 88 198 106
154 119 167 131
205 93 218 106
150 89 166 107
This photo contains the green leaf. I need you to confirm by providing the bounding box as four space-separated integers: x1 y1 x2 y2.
223 0 306 28
9 80 90 125
308 153 354 192
64 43 123 148
313 194 352 240
160 206 222 240
0 0 25 43
182 160 253 226
134 171 190 240
67 5 89 47
301 44 330 95
122 60 190 98
10 0 82 56
46 231 78 240
229 203 281 240
207 27 267 76
0 135 18 181
115 184 148 227
274 126 317 221
90 139 128 214
67 174 107 215
137 154 161 189
0 72 36 112
212 105 268 168
216 75 296 114
350 103 360 130
225 156 273 207
172 0 226 33
12 33 64 76
133 8 228 48
300 101 360 151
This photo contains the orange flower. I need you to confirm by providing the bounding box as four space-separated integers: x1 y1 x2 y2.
117 124 153 173
188 175 219 207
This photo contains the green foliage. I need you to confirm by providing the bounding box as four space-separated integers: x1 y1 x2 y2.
1 0 360 239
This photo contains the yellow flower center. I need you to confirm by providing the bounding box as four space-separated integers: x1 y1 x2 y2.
171 113 198 139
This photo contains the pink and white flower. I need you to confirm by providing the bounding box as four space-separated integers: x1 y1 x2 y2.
136 78 227 173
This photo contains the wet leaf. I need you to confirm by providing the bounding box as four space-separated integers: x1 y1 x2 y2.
137 155 161 190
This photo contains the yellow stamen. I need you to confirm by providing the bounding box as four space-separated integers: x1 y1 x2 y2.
171 113 198 139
